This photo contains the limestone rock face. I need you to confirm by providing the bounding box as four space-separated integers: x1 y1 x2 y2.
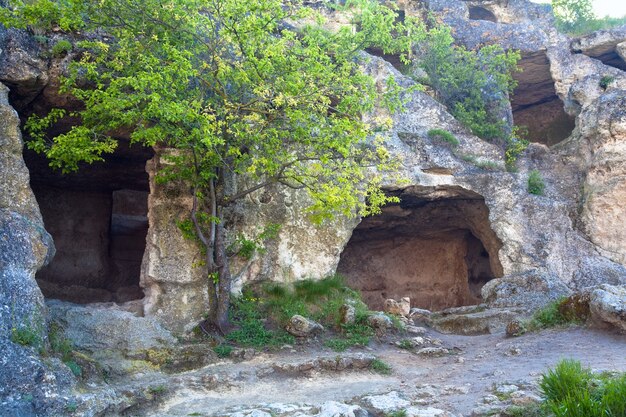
140 152 208 333
564 92 626 265
589 284 626 332
47 300 176 353
0 82 64 415
0 28 48 110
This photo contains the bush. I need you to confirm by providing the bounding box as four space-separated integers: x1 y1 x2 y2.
418 31 520 144
427 128 459 147
528 169 546 195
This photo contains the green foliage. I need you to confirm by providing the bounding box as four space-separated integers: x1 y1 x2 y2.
504 404 544 417
213 344 233 358
11 325 41 347
551 0 626 35
418 30 520 143
65 360 82 377
65 401 78 413
385 411 407 417
325 320 375 352
226 292 295 348
228 275 378 350
397 339 414 350
228 224 280 260
370 358 393 375
529 298 575 330
0 0 85 31
51 39 72 57
148 385 167 395
10 0 403 220
540 360 626 417
527 169 546 196
552 0 595 33
599 75 615 90
427 128 459 148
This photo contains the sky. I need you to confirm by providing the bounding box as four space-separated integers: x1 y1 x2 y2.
531 0 626 18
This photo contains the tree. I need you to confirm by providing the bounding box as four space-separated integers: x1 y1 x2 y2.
552 0 596 33
3 0 419 332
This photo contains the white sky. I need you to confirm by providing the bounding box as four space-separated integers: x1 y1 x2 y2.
531 0 626 18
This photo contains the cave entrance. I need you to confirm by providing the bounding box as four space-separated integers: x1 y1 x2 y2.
337 186 503 311
24 141 154 304
511 51 575 146
469 6 497 22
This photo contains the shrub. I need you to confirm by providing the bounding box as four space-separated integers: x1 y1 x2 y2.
427 128 459 147
528 169 545 195
51 39 72 57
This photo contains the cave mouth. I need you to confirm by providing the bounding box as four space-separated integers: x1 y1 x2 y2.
469 6 497 23
337 186 503 312
511 51 575 146
25 141 154 304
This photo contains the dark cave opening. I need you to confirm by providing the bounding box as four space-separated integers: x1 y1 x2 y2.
469 7 497 23
511 51 575 146
337 186 503 312
24 141 154 304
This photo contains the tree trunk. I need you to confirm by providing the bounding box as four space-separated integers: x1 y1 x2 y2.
214 213 233 333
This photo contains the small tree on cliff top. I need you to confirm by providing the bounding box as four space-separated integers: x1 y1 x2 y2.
2 0 425 331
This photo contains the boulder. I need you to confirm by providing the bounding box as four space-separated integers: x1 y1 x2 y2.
367 313 393 331
314 401 368 417
589 285 626 332
406 407 456 417
481 270 572 311
384 298 411 317
285 315 324 337
361 391 410 414
430 307 523 335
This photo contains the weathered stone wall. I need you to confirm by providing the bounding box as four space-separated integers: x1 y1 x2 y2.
140 153 208 333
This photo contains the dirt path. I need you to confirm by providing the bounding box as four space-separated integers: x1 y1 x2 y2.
138 327 625 417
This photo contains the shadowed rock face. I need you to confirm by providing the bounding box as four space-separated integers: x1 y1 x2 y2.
24 143 153 304
337 187 503 311
469 6 497 22
512 51 575 146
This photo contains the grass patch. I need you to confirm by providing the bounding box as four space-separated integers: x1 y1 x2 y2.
397 339 414 350
51 39 72 57
213 344 233 358
528 169 546 196
427 128 459 147
540 360 626 417
370 358 393 375
527 297 583 331
385 411 407 417
227 274 378 350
